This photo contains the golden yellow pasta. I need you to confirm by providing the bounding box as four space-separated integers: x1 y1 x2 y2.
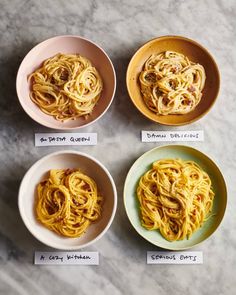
137 159 214 241
29 53 103 121
139 51 206 115
36 169 103 237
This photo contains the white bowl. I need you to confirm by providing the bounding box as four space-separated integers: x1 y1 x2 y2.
18 151 117 250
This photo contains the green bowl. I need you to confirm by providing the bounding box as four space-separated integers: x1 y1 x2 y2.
123 145 227 250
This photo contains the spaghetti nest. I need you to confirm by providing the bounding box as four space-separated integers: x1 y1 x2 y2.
29 53 103 121
139 51 206 115
137 159 214 241
36 169 103 238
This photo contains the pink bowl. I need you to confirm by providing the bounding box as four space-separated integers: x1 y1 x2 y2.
16 35 116 130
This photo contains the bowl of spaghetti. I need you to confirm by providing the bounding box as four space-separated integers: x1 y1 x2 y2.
16 35 116 129
126 36 220 125
123 145 227 250
18 151 117 250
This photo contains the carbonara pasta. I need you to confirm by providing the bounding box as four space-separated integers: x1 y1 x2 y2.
29 53 103 121
36 169 103 237
139 51 206 115
137 159 214 241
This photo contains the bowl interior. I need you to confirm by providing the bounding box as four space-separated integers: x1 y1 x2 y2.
19 151 116 249
126 36 220 125
17 36 115 129
124 145 227 250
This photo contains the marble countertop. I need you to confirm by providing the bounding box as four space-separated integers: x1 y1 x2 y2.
0 0 236 294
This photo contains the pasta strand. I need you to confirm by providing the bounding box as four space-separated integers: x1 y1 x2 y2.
36 169 103 238
137 159 214 241
139 51 206 115
29 53 103 121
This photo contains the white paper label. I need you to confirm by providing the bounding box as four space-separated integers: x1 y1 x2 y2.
147 251 203 264
142 130 204 142
35 133 97 146
34 251 99 265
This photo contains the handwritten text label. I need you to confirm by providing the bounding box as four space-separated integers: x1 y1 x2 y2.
147 251 203 264
35 133 97 146
142 130 204 142
34 251 99 265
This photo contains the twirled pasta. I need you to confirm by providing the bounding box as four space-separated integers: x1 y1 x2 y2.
137 159 214 241
29 53 103 121
139 51 206 115
36 169 103 237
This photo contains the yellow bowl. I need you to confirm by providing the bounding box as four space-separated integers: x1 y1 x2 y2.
126 36 220 126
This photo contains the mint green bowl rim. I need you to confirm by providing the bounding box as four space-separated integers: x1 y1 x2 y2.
123 144 227 250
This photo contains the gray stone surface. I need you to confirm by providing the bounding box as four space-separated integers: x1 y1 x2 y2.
0 0 235 294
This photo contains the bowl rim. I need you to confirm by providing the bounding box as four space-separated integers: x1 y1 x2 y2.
126 35 221 126
18 150 118 250
123 144 227 250
16 34 116 130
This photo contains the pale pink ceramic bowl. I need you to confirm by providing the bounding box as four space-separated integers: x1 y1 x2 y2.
16 35 116 129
